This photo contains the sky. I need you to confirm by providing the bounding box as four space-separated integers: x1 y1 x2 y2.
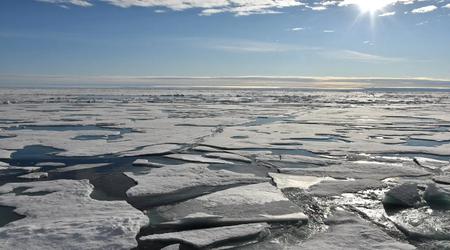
0 0 449 87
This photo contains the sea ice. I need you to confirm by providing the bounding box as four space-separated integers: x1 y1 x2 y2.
165 154 234 164
0 179 148 249
205 152 251 163
300 210 416 250
18 171 48 180
156 183 307 226
423 183 450 210
279 162 430 180
140 223 270 249
269 173 335 189
125 164 268 208
414 157 450 171
383 183 421 208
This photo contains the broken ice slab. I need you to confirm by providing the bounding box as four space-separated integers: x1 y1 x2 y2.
0 149 13 159
390 207 450 241
414 157 450 171
205 152 252 163
155 183 307 228
433 175 450 185
132 159 166 168
423 183 450 210
18 172 48 180
139 223 270 249
165 154 234 165
299 210 416 250
279 161 430 180
382 183 421 208
269 173 335 189
0 179 148 249
125 164 268 208
120 144 182 157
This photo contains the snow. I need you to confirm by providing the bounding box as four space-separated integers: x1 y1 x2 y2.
279 162 430 180
125 164 268 208
205 152 251 163
165 153 234 164
414 157 450 171
299 210 416 250
308 179 386 197
121 144 182 157
0 161 9 170
18 171 48 180
157 183 307 226
0 179 148 249
0 149 12 159
269 173 335 189
4 166 41 172
132 159 150 166
140 223 270 249
2 88 450 249
433 176 450 185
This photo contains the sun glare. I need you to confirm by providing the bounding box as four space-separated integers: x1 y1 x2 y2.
356 0 390 14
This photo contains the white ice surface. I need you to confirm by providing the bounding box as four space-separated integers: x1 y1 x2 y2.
165 153 234 164
0 179 148 250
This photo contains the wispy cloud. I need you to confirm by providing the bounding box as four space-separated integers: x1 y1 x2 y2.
203 39 316 53
379 11 396 17
411 5 438 14
37 0 92 7
200 38 411 64
324 50 407 63
290 27 304 31
338 0 418 8
34 0 446 16
38 0 305 16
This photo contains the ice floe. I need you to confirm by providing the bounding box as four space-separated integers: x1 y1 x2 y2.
156 183 307 227
433 175 450 185
18 171 48 180
140 223 270 249
279 162 430 180
121 144 182 157
383 183 421 208
269 173 335 189
299 210 416 250
165 154 234 164
0 179 148 249
125 164 268 208
423 183 450 210
414 157 450 171
205 152 252 163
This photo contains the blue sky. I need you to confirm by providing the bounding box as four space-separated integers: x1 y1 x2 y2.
0 0 449 87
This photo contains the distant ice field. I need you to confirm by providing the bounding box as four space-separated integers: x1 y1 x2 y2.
0 88 450 249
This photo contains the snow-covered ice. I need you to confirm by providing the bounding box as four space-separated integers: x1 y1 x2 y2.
125 164 268 208
0 179 148 249
1 89 450 249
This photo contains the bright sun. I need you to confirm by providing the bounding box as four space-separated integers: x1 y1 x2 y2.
356 0 390 13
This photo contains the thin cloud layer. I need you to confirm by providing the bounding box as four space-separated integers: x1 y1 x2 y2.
36 0 449 16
